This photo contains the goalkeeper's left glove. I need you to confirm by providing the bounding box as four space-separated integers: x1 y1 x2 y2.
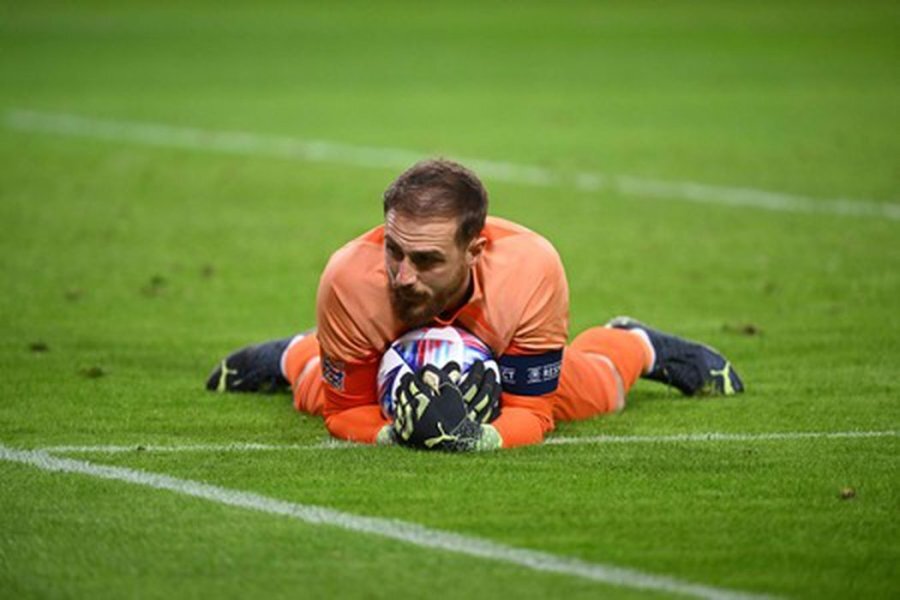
391 365 501 452
443 361 501 424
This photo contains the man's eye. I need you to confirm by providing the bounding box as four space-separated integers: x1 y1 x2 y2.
414 256 441 269
387 245 403 260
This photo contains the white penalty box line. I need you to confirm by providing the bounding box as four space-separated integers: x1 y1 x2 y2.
0 444 775 600
37 430 898 455
5 109 899 221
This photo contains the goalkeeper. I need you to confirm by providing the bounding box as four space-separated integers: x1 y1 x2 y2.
207 159 744 450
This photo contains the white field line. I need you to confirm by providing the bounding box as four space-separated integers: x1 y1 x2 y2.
0 444 773 600
37 430 897 455
544 430 899 446
39 440 359 454
6 109 899 221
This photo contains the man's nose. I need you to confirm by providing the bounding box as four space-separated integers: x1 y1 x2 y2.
395 259 417 286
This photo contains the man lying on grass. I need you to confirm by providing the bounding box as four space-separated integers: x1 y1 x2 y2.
207 159 744 451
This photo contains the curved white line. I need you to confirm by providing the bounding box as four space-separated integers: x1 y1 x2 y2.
0 444 776 600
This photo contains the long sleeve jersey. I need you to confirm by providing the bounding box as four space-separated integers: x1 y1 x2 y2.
316 216 569 447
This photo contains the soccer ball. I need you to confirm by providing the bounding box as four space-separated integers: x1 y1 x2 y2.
377 326 499 419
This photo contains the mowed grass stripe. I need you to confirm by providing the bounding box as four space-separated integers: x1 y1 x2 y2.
6 109 898 221
0 445 775 600
37 430 898 454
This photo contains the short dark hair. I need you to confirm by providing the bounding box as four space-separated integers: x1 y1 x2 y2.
383 158 488 246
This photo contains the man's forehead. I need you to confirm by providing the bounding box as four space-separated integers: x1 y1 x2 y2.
384 211 459 250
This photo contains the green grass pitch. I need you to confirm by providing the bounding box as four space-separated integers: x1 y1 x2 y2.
1 1 898 598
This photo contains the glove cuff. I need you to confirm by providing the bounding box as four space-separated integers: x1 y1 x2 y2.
445 421 503 452
375 424 397 446
475 424 502 451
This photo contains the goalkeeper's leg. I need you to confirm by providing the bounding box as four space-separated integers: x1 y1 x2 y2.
281 330 327 416
551 327 652 421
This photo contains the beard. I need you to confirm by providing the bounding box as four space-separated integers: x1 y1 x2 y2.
389 286 450 328
389 268 469 328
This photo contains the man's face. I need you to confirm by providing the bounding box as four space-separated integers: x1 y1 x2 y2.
384 210 479 327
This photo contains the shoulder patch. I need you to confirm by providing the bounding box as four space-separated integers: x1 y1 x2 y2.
321 355 346 391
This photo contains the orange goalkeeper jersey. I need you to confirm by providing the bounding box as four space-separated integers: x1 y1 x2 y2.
316 216 569 447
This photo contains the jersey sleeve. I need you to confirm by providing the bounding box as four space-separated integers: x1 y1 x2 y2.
315 251 389 444
503 235 569 355
493 237 569 447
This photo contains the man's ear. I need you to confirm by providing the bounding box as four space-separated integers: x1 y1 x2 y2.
466 236 487 266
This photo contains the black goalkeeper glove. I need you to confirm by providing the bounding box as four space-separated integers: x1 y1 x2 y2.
392 365 483 452
443 361 501 424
